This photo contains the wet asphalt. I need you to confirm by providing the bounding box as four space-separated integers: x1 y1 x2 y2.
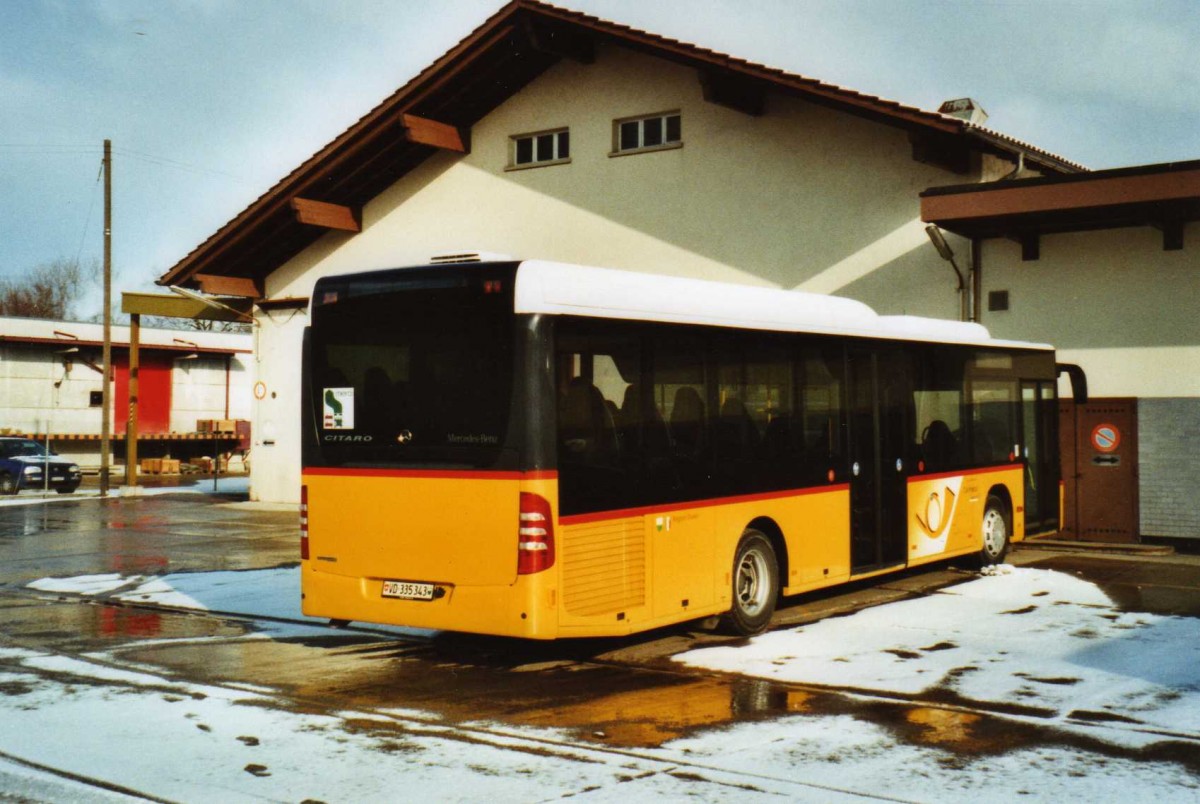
2 482 1200 767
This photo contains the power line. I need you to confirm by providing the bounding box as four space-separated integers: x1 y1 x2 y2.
112 146 257 185
73 158 104 265
0 143 256 185
0 143 100 152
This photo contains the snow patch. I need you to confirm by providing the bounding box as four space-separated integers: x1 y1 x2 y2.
27 573 141 596
676 567 1200 747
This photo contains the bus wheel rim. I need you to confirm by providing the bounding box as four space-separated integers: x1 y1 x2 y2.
983 509 1007 556
736 549 768 614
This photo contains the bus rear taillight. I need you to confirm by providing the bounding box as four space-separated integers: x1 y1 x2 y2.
300 485 310 560
517 492 555 575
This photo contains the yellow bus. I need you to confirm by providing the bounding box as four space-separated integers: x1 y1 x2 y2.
300 257 1078 639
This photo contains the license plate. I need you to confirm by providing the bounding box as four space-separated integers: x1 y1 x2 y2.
381 580 435 601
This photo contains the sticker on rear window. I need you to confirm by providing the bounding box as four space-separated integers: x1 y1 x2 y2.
323 387 355 430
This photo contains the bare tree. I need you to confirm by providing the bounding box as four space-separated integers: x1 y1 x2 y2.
0 257 99 319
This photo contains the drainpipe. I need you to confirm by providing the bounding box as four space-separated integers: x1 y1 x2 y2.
971 237 982 323
1000 150 1026 181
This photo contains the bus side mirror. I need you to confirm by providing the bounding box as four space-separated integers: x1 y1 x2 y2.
1056 363 1088 404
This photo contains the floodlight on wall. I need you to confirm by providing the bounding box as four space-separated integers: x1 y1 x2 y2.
924 224 969 322
54 346 79 378
169 286 257 325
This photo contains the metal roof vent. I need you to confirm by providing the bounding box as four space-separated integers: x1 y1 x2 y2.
937 97 988 126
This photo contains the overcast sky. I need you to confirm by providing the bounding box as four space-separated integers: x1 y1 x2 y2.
2 0 1197 317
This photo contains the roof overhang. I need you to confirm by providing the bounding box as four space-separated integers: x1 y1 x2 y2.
0 334 248 356
159 0 1084 292
922 160 1200 250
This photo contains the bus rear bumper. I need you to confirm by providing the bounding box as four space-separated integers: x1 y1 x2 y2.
301 564 557 639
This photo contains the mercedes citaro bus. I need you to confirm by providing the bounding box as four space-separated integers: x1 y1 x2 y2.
300 256 1081 639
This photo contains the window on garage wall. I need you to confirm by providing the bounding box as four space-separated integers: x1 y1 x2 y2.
508 128 570 169
612 112 682 155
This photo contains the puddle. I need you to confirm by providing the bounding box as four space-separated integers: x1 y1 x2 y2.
0 597 252 649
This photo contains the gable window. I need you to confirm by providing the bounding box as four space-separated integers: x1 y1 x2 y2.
508 128 570 169
612 112 682 155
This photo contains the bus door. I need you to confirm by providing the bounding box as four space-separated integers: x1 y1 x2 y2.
848 346 913 572
1021 381 1058 533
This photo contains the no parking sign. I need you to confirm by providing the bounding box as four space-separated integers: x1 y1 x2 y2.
1091 423 1120 453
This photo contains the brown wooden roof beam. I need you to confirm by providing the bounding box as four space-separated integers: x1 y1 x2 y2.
402 114 470 153
290 197 362 233
193 274 264 298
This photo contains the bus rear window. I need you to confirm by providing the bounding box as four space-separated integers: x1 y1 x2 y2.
308 267 517 468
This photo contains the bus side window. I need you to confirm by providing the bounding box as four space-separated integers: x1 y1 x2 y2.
559 377 618 459
796 344 846 485
970 380 1018 464
555 323 642 514
913 347 967 472
715 336 789 493
650 333 710 498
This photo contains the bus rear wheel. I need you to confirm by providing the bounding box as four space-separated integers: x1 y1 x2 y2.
980 495 1010 566
722 529 779 636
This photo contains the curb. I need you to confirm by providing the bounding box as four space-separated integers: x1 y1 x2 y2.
1017 538 1175 557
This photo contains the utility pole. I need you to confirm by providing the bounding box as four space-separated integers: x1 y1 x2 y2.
100 139 112 497
125 313 139 487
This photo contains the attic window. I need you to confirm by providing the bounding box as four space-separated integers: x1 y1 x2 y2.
508 128 570 170
612 112 682 156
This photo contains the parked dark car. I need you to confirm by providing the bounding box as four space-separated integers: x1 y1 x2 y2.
0 438 83 495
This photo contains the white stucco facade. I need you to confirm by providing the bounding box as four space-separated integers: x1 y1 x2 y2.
245 43 998 503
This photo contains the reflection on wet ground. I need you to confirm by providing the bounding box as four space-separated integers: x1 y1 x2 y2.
0 496 298 585
1025 555 1200 617
0 597 249 651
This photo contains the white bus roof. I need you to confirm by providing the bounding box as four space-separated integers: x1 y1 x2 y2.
513 260 1050 350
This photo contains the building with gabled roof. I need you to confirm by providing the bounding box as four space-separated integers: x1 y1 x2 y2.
155 1 1197 545
158 0 1080 296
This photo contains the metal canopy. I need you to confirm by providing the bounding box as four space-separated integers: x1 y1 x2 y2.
121 291 254 323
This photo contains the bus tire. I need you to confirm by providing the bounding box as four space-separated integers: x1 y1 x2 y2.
980 495 1010 566
722 529 779 636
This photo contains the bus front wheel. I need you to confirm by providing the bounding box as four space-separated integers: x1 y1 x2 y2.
722 529 779 636
980 495 1010 566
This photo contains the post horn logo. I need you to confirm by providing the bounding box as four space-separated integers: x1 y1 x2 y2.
915 486 957 538
396 430 414 445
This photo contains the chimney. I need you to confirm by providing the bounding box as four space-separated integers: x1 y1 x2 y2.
937 97 988 126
